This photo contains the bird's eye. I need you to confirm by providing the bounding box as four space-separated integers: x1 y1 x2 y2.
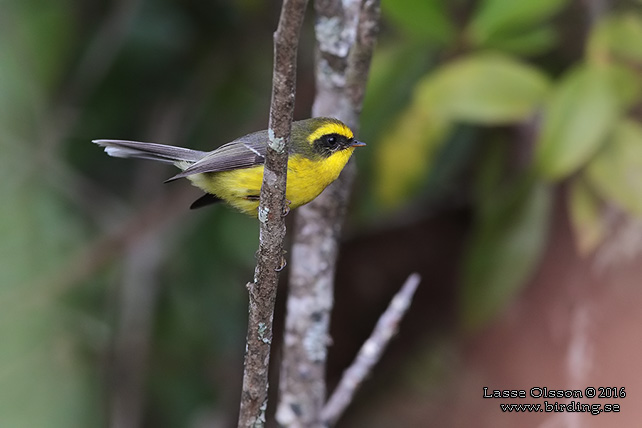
326 135 337 145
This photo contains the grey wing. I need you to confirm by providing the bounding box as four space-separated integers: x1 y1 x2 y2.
167 130 268 181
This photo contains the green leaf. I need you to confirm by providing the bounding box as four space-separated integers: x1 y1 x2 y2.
479 25 557 56
468 0 569 45
361 42 435 146
568 177 607 255
586 119 642 216
382 0 455 45
588 12 642 65
374 105 451 208
461 178 552 328
417 52 550 124
605 64 642 111
535 64 620 180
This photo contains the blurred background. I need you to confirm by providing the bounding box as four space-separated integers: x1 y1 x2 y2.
2 0 642 426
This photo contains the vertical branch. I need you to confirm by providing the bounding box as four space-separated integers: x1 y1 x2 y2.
237 0 309 427
276 1 381 426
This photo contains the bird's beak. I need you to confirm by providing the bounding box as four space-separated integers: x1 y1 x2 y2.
351 140 366 147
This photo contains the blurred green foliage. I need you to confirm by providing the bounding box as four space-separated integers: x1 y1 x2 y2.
4 0 642 426
368 0 642 330
2 0 271 426
462 177 552 327
466 0 567 53
535 64 622 179
382 0 455 44
416 52 550 123
568 177 606 256
586 119 642 216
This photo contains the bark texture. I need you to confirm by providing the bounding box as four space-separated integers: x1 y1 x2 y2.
238 1 309 426
276 1 381 426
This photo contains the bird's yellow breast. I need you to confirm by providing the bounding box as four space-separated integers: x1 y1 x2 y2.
187 147 355 215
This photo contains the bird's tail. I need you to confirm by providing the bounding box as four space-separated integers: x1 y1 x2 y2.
93 139 207 167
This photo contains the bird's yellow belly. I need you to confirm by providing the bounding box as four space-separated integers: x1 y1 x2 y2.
186 150 354 216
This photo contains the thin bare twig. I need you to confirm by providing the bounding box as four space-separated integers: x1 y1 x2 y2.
321 273 421 426
237 0 309 426
276 1 381 426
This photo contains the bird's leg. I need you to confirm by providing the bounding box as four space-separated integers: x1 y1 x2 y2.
282 199 291 217
276 252 287 271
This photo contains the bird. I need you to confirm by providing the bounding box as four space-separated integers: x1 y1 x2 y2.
93 117 365 216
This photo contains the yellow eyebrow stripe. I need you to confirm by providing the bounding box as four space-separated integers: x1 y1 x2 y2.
306 121 354 144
